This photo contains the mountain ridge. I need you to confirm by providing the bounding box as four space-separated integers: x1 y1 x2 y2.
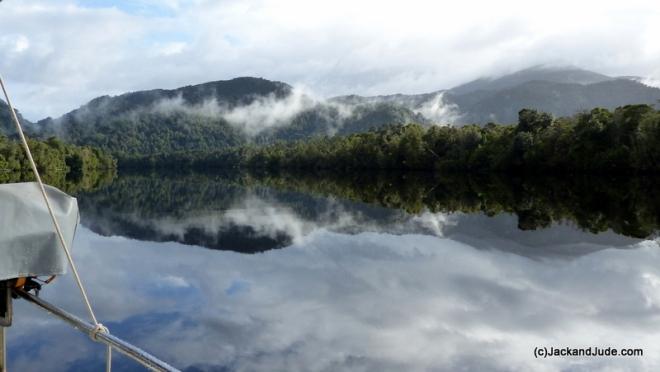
448 65 614 95
446 78 660 123
2 66 660 155
28 76 426 155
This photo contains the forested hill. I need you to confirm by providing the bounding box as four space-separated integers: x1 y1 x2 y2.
123 105 660 174
33 77 426 156
9 67 660 157
43 77 292 126
0 99 36 137
34 77 290 154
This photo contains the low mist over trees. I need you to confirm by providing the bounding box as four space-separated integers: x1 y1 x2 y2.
29 77 425 156
123 104 660 173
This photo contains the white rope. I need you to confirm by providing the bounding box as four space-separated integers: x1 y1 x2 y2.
0 75 105 331
107 345 113 372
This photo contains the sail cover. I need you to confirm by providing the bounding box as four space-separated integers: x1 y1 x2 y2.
0 182 78 281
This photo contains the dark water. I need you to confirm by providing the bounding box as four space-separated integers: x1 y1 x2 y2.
5 171 660 371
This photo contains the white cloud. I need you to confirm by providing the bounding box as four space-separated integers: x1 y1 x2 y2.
155 41 187 56
220 88 317 135
0 0 659 120
13 35 30 53
414 92 462 125
146 86 355 135
642 78 660 89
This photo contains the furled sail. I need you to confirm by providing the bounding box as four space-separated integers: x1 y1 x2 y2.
0 182 78 281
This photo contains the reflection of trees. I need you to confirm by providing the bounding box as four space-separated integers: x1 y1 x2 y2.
76 170 660 244
1 168 116 195
78 171 245 218
250 170 660 239
76 172 297 253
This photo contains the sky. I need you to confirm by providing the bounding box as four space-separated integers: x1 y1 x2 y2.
1 0 659 120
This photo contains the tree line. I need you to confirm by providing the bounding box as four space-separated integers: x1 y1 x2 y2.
0 135 117 187
120 104 660 174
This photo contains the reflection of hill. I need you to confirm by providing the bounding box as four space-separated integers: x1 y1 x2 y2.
245 170 660 239
76 171 657 257
77 172 410 253
77 173 280 253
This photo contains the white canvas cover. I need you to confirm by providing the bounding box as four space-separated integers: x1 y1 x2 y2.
0 182 78 281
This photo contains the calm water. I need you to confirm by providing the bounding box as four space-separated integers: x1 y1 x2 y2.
5 171 660 371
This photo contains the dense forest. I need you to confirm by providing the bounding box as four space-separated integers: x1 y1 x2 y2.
58 111 246 156
121 104 660 173
0 134 117 191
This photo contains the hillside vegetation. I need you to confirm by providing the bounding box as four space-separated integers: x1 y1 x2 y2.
122 104 660 174
4 67 655 157
0 135 116 185
30 77 425 156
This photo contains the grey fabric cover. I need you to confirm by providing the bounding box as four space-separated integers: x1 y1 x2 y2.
0 182 78 281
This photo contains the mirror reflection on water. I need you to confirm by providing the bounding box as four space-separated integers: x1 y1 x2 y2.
4 170 660 371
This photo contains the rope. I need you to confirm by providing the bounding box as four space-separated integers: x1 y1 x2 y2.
107 345 113 372
90 324 112 372
0 75 106 332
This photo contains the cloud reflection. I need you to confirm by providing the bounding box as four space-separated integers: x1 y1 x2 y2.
6 225 660 371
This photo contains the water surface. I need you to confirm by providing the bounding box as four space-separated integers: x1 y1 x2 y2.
5 171 660 371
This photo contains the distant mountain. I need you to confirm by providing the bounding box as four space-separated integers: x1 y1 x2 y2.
446 78 660 124
4 66 660 156
441 67 660 123
341 66 660 124
448 66 613 95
